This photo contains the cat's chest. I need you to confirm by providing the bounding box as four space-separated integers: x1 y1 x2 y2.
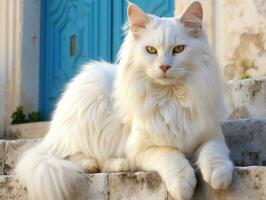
144 99 184 131
156 100 181 126
135 96 201 151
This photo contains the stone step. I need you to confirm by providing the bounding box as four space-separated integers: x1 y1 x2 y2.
0 167 265 200
0 118 265 176
222 118 266 166
225 77 266 119
6 122 49 139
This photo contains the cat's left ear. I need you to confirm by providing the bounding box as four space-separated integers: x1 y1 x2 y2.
180 1 203 37
127 3 149 35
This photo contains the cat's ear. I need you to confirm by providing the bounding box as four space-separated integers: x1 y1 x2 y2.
180 1 203 37
127 3 149 35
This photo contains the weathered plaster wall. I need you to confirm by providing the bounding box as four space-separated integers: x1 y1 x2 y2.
221 0 266 80
0 0 22 138
0 0 40 137
175 0 266 80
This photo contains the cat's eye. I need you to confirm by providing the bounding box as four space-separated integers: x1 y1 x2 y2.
173 45 185 54
146 46 157 54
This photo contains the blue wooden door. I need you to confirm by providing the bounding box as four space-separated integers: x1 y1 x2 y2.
40 0 174 119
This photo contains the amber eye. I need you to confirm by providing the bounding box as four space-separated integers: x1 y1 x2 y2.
173 45 185 54
146 46 157 54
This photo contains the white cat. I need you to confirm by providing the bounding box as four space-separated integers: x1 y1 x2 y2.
15 2 233 200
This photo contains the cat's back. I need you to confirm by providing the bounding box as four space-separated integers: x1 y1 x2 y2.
54 61 118 120
80 61 117 87
68 61 118 96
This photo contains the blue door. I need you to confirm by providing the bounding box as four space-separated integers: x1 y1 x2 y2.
40 0 174 119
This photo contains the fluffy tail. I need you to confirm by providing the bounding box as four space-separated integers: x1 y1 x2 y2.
15 145 87 200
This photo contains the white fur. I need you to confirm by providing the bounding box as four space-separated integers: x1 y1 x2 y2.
15 3 233 200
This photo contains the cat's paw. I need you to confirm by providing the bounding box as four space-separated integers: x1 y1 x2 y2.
166 167 197 200
102 158 129 172
201 160 233 190
79 159 100 173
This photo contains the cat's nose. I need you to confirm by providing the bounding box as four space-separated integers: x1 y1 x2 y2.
160 64 171 74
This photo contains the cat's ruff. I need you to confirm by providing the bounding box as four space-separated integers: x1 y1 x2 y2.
15 2 233 200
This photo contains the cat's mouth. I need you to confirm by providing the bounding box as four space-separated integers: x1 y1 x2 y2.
158 73 175 79
147 69 186 85
161 73 169 78
154 75 177 86
153 72 186 86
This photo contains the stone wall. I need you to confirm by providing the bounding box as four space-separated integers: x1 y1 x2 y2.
175 0 266 80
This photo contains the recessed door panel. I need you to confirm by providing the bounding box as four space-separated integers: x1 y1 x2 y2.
40 0 111 119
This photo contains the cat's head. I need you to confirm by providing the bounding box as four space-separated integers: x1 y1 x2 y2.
123 1 212 86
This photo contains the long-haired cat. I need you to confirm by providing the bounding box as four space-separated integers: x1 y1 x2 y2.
15 2 233 200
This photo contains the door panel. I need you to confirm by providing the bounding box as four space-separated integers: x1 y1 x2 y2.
40 0 111 119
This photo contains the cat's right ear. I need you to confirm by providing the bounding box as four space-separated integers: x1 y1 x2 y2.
180 1 203 37
127 3 149 36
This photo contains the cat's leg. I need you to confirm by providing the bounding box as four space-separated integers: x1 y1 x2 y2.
196 135 233 190
102 158 129 172
66 153 100 173
131 146 197 200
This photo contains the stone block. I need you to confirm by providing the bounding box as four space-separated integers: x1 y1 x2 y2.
193 167 266 200
6 122 49 139
0 173 108 200
87 173 108 200
0 175 27 200
222 118 266 166
4 139 39 175
108 172 167 200
225 77 266 119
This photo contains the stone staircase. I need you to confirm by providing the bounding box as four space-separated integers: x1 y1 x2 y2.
0 77 266 200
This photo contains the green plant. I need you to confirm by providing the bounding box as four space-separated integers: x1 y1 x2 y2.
27 111 41 122
11 106 41 124
11 106 26 124
240 73 251 80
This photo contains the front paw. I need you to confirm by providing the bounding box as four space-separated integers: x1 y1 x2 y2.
102 158 129 172
201 160 233 190
167 167 197 200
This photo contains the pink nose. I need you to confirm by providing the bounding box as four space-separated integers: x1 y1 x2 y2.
160 64 171 74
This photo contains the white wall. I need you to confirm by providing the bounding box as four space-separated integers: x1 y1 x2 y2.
0 0 40 137
0 0 21 137
0 0 6 137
